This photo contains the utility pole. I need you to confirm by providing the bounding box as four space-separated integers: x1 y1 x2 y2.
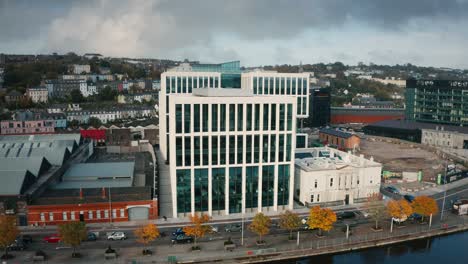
390 219 393 233
241 213 244 246
346 224 349 239
296 231 300 246
109 187 112 226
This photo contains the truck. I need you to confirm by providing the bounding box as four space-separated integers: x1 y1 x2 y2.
452 199 468 216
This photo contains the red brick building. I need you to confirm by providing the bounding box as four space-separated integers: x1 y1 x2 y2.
331 107 404 125
319 128 361 151
27 187 157 225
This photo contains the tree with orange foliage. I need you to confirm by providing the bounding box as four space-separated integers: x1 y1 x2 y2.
0 215 19 259
249 212 271 244
387 199 413 224
134 223 160 255
412 196 439 223
307 206 337 236
183 213 211 249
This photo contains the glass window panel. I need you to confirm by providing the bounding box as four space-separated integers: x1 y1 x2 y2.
184 104 191 133
175 104 182 133
194 169 209 212
212 168 225 211
229 167 242 214
237 104 243 131
229 104 236 131
184 137 191 166
262 165 274 207
194 104 200 132
176 169 191 213
202 104 209 132
245 166 259 209
212 104 218 132
176 137 183 166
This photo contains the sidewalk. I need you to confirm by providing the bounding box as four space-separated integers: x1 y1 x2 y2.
15 213 468 263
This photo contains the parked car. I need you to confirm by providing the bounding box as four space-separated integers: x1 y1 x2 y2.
392 215 408 223
172 228 185 237
87 233 98 241
18 235 33 244
224 224 242 233
337 211 356 220
207 225 218 233
171 234 193 244
384 186 400 194
107 232 127 240
409 213 423 222
43 234 61 243
8 240 26 251
403 194 415 203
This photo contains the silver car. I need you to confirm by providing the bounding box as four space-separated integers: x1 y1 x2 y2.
224 224 242 232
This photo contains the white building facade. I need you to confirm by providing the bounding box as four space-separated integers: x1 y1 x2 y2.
295 147 381 206
422 127 468 149
168 88 296 218
26 87 48 103
159 72 222 161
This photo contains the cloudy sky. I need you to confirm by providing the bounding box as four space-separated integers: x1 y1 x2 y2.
1 0 468 68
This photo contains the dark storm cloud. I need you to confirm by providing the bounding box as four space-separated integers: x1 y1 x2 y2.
1 0 468 67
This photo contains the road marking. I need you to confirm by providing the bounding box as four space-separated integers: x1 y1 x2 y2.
435 189 468 200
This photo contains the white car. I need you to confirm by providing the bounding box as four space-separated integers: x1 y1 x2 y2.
392 215 408 223
107 232 127 240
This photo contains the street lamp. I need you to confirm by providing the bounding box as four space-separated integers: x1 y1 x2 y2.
440 161 448 221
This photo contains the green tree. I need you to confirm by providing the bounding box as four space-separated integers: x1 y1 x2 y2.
98 86 117 101
0 215 19 259
278 210 301 240
70 89 84 103
87 117 102 128
58 221 87 257
249 212 271 244
366 193 387 230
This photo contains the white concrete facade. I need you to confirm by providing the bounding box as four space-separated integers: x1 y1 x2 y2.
168 91 296 218
422 128 468 149
295 148 381 206
241 72 310 118
159 72 222 161
26 88 48 103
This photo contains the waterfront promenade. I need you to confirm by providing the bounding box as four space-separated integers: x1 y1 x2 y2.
13 211 467 263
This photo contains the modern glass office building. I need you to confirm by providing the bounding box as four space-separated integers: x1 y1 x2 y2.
406 79 468 126
168 88 296 217
241 72 310 117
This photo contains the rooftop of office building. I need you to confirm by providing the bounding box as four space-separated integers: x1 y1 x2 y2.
295 147 380 172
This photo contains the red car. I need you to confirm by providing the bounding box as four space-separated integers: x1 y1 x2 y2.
43 234 61 243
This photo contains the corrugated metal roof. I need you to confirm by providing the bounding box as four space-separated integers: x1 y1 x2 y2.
0 170 29 195
365 120 468 133
0 157 47 177
53 179 133 189
319 128 358 139
62 162 135 179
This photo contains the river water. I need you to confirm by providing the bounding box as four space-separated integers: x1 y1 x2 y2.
288 231 468 264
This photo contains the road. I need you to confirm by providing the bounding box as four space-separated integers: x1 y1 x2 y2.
14 183 467 256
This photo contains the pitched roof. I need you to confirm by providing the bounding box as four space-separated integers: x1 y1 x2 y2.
0 170 33 195
0 157 49 177
319 128 359 139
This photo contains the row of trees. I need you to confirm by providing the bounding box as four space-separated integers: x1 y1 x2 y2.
367 194 439 230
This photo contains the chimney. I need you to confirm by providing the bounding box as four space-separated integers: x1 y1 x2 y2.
370 156 374 162
102 187 106 199
79 188 83 199
359 154 364 166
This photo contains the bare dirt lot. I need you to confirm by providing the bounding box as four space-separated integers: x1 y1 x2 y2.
358 138 447 182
